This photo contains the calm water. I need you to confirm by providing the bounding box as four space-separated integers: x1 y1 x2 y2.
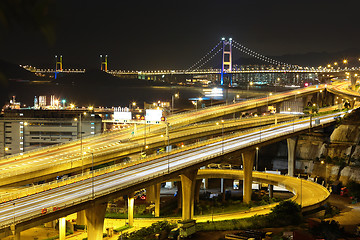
8 81 277 108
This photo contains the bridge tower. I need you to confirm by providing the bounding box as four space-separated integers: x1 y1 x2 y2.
55 55 63 72
100 55 108 72
221 38 232 86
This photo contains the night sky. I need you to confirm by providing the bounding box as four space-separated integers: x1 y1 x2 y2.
1 0 360 70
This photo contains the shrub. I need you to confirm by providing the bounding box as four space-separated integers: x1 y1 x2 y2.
268 200 302 226
310 220 345 239
197 200 303 231
120 220 177 240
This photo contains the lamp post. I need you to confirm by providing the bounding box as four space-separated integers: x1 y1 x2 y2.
247 82 253 98
171 93 179 114
13 202 15 230
166 121 170 173
91 152 94 199
221 120 224 155
144 118 147 151
74 113 85 173
256 147 259 170
267 92 272 108
300 177 303 207
321 160 327 187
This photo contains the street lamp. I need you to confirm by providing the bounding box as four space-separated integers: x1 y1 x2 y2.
221 120 224 155
321 160 327 187
166 121 170 173
267 92 272 108
91 152 95 199
74 112 86 174
256 147 259 170
233 94 240 103
247 82 253 98
61 99 66 108
171 93 179 114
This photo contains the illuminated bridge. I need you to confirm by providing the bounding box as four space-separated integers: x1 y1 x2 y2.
27 38 359 86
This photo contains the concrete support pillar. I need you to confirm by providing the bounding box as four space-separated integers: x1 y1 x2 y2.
146 186 155 203
13 231 20 240
269 184 274 198
44 220 56 228
180 169 198 220
195 179 202 204
242 150 255 204
287 137 298 177
220 178 224 193
128 193 135 227
85 203 107 240
154 183 161 217
203 178 208 189
177 182 182 209
59 217 66 240
275 103 281 114
77 210 87 225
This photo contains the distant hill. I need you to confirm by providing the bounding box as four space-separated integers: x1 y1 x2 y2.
0 59 43 81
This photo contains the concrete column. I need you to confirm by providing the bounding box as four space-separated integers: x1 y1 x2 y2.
287 137 298 177
195 179 202 204
220 178 224 193
154 183 161 217
203 178 208 190
128 193 135 227
77 210 87 225
180 169 198 220
85 203 107 240
242 150 255 204
269 184 274 198
59 217 66 240
44 220 56 228
177 182 182 209
146 185 155 203
13 231 20 240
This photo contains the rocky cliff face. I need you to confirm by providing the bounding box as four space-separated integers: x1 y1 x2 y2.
296 108 360 163
271 108 360 184
298 108 360 184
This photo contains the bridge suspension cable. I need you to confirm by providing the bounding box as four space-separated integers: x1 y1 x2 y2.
193 47 223 71
232 40 293 68
186 41 222 71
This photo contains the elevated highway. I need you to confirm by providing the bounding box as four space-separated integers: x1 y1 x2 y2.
0 84 329 188
0 111 343 233
0 114 296 187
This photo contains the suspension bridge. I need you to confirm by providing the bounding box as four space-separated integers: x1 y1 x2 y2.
27 38 358 86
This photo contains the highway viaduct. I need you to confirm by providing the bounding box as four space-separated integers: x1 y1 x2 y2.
0 84 331 188
0 82 359 239
0 111 347 240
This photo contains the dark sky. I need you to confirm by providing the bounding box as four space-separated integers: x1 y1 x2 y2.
1 0 360 70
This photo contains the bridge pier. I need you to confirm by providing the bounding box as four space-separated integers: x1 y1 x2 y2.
128 193 135 227
268 184 274 198
14 231 20 240
77 210 87 225
44 220 56 228
195 179 202 204
59 217 66 240
146 183 161 217
242 150 255 204
287 137 298 177
146 186 155 203
180 169 198 220
85 203 107 240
